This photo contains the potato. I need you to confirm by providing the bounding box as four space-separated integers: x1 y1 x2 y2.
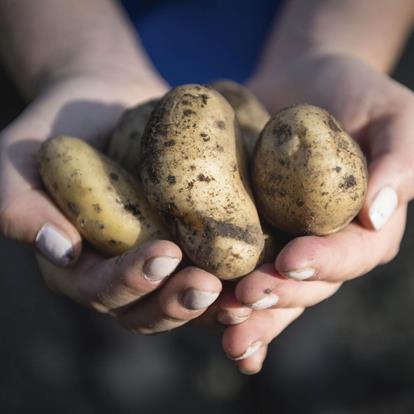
252 104 367 236
140 84 264 279
106 99 159 175
211 81 288 262
38 136 168 256
210 80 270 157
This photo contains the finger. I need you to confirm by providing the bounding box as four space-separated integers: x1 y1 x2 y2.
237 345 268 375
222 308 303 361
193 285 253 328
37 240 182 311
235 263 341 309
216 286 252 325
116 266 222 334
360 112 414 231
276 206 406 283
1 188 82 266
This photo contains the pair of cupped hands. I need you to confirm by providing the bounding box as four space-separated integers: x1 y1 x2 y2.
1 53 413 374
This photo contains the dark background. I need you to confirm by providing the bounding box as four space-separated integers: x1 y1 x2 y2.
1 35 414 414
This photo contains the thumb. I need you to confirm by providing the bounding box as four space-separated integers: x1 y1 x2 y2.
359 115 414 231
0 188 82 266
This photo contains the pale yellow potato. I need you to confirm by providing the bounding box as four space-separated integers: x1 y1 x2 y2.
106 99 159 175
38 136 168 256
140 84 264 279
253 104 368 236
210 79 270 157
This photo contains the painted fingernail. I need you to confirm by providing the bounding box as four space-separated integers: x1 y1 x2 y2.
35 224 75 266
239 368 261 376
182 289 220 310
232 341 262 361
250 294 279 310
369 186 398 231
143 257 180 282
217 311 250 325
283 268 316 281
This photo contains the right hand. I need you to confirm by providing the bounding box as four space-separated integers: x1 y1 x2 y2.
0 74 223 333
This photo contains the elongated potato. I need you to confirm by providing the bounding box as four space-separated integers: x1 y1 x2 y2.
106 99 159 175
38 136 168 256
211 81 288 262
253 104 367 236
210 80 270 157
140 84 264 279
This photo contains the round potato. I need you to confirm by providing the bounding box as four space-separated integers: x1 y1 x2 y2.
106 99 159 175
38 136 168 256
140 84 264 279
210 79 270 157
252 104 368 236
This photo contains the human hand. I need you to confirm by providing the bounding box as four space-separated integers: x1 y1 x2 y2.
218 52 414 374
0 74 223 333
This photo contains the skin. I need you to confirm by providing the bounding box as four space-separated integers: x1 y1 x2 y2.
227 0 414 373
39 136 168 255
140 84 264 279
1 0 414 375
0 1 223 340
253 104 368 236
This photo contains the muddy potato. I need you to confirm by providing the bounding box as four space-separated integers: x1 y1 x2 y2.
38 136 168 256
140 84 264 280
211 80 288 263
106 99 159 175
210 79 270 157
252 104 367 236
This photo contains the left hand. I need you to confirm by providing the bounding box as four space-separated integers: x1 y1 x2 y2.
213 52 414 374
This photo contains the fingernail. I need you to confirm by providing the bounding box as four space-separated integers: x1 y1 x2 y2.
232 341 262 361
182 289 220 310
283 268 316 281
250 294 279 310
143 257 180 282
239 368 261 376
35 224 75 266
217 311 250 325
369 186 398 231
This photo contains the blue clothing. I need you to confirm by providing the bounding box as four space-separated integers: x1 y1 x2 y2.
121 0 283 85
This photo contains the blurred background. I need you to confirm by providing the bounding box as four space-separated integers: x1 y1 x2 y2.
1 5 414 414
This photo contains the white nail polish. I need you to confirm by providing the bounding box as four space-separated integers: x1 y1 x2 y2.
183 289 220 310
284 268 316 281
144 257 180 281
369 186 398 231
239 368 260 376
35 224 74 266
232 341 262 361
250 294 279 310
217 312 250 325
